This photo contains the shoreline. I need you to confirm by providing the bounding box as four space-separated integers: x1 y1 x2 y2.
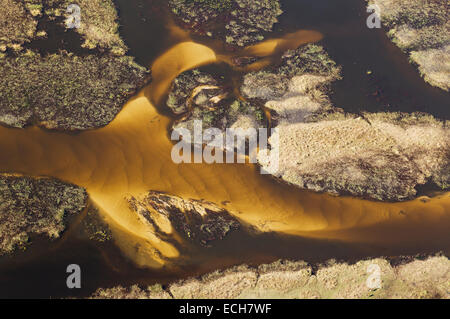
0 0 448 298
0 0 150 131
91 254 449 299
368 0 449 91
163 42 449 201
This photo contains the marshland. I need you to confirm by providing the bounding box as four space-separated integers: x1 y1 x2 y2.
0 0 448 298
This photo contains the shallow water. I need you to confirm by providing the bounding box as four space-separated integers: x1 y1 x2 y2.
0 0 449 298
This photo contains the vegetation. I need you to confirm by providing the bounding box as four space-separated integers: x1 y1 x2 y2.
0 51 149 130
0 174 87 255
242 44 341 101
167 69 219 115
0 0 150 130
80 205 112 242
242 44 449 201
182 0 233 12
58 0 128 54
128 191 241 248
91 256 450 299
1 0 127 54
0 0 38 51
278 45 341 78
167 68 266 134
169 0 283 46
369 0 449 91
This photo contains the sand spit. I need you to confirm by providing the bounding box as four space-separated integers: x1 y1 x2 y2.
0 40 449 268
127 191 241 248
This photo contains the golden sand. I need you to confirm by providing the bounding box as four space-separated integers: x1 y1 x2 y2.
0 33 449 268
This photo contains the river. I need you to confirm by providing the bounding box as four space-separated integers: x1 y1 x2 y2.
0 0 448 298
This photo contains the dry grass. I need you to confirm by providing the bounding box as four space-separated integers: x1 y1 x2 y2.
0 0 128 55
60 0 127 54
265 112 449 201
369 0 450 91
0 0 38 51
0 174 87 255
409 44 450 91
90 256 450 299
243 44 449 200
91 284 172 299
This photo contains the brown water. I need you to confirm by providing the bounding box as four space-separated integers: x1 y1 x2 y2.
0 0 449 298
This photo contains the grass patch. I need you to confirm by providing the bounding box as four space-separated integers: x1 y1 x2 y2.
0 0 151 130
0 0 38 51
169 0 283 47
369 0 450 91
0 174 87 255
0 51 149 130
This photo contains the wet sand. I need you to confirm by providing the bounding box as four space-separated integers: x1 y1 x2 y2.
0 0 448 298
0 35 449 268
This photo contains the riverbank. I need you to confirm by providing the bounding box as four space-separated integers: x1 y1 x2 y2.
368 0 449 91
91 255 449 299
165 42 450 201
0 0 150 130
168 0 283 47
240 44 449 201
0 174 87 255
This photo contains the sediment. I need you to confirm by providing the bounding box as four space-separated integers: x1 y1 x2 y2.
0 174 87 255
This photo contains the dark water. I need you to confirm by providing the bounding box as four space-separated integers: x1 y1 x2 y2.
2 214 443 299
0 0 449 298
279 0 449 119
116 0 449 118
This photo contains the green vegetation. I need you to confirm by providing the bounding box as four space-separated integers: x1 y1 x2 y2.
0 0 150 130
369 0 449 91
167 68 266 134
0 0 38 51
0 174 87 255
183 0 233 12
167 69 218 115
278 45 341 77
91 256 450 299
169 0 283 46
